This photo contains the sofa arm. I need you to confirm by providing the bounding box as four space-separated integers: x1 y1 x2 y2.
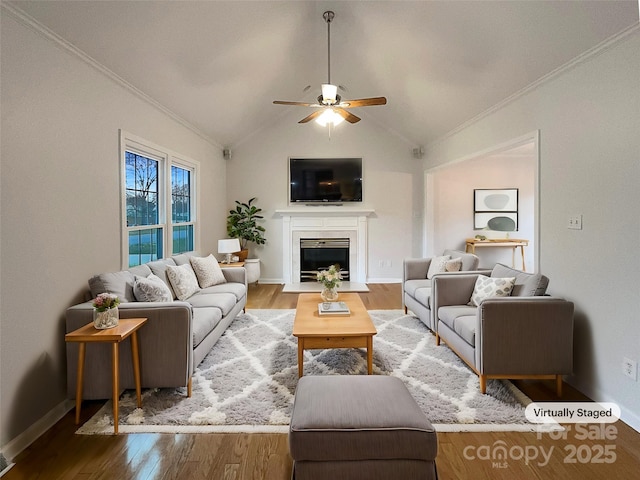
221 266 247 286
403 258 431 282
432 273 483 307
476 297 574 375
65 300 194 399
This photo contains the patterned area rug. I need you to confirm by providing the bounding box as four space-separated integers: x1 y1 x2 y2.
78 309 544 434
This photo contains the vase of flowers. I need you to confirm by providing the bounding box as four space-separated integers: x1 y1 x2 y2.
92 293 120 329
317 264 343 302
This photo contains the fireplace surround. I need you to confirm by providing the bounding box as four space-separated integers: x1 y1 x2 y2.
276 208 374 284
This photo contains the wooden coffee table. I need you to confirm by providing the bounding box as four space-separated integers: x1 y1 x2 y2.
293 293 377 376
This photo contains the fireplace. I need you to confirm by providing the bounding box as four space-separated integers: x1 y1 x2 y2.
299 238 350 282
276 208 374 284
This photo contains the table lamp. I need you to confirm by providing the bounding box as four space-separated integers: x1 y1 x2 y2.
218 238 241 264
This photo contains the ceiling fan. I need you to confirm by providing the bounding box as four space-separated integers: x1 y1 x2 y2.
273 11 387 126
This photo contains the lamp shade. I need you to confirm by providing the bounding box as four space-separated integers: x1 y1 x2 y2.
218 238 241 254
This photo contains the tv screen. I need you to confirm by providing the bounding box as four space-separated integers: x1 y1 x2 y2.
289 158 363 204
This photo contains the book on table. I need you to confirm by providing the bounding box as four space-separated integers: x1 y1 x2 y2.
318 301 351 315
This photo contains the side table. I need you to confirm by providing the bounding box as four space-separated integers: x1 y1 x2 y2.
65 317 147 434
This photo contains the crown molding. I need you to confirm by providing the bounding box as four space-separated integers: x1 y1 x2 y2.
2 2 222 149
429 22 640 150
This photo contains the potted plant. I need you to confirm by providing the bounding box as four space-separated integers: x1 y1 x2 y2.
226 197 266 261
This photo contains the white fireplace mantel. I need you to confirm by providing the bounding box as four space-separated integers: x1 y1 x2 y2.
276 208 374 284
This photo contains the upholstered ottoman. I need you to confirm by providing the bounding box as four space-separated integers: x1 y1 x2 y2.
289 375 438 480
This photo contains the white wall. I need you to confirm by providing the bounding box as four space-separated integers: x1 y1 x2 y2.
226 111 423 283
424 29 640 429
428 149 536 271
0 14 227 451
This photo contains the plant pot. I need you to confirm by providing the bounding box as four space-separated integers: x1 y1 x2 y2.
244 258 261 284
235 249 249 262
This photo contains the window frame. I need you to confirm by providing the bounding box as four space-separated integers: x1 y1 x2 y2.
120 130 200 268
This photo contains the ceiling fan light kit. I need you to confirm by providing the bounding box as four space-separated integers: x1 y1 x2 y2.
273 11 387 128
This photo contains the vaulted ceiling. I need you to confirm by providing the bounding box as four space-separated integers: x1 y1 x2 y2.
8 1 638 148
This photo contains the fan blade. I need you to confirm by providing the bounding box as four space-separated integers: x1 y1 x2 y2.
298 110 325 124
335 108 361 124
273 100 321 107
339 97 387 108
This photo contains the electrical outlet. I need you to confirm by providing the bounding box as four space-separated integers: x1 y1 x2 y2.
568 214 583 230
622 357 637 380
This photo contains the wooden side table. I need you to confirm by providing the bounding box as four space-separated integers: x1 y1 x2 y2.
65 317 147 434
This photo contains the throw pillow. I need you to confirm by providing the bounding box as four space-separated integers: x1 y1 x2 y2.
468 276 516 306
166 264 201 300
426 255 451 279
133 274 173 302
190 254 227 288
445 257 463 272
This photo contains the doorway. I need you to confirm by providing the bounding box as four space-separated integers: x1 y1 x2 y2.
424 132 539 272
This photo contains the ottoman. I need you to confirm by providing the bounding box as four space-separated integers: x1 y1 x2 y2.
289 375 438 480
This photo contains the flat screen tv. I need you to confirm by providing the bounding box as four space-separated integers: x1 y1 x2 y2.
289 157 362 204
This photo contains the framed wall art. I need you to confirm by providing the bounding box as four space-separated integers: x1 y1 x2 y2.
474 188 518 231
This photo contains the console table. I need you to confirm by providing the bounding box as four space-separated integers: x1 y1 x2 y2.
465 238 529 271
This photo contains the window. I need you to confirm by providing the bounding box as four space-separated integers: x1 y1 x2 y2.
121 131 199 268
171 164 194 254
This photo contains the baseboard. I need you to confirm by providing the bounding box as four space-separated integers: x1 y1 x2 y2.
1 399 74 463
566 377 640 433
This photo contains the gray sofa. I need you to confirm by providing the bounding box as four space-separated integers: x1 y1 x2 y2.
432 263 574 395
403 249 480 331
65 251 247 400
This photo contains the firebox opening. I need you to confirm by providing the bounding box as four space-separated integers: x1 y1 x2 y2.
299 238 350 282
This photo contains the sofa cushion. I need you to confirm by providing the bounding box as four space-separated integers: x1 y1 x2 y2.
491 263 549 296
453 315 477 346
188 292 238 316
166 264 201 300
172 251 201 266
133 274 173 302
200 282 247 302
190 254 227 288
128 264 152 277
438 305 477 331
192 307 223 348
413 286 432 309
404 279 431 298
469 276 516 306
426 255 451 279
88 271 136 302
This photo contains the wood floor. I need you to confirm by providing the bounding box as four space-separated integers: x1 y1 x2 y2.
6 284 640 479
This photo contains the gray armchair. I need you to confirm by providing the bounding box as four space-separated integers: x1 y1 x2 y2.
403 249 480 331
432 264 574 395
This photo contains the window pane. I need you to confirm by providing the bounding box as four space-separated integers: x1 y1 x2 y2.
171 165 191 224
172 225 194 254
126 152 159 227
128 228 163 267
